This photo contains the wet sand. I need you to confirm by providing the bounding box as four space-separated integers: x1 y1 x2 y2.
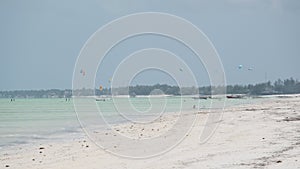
1 95 300 169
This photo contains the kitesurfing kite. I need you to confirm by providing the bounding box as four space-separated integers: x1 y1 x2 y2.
80 69 86 76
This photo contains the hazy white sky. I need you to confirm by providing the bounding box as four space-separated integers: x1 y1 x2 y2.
0 0 299 90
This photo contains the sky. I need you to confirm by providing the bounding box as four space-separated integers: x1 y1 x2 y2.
0 0 300 90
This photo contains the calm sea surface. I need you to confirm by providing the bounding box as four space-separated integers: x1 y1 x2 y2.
0 96 260 148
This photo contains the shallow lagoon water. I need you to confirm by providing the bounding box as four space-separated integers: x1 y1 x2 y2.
0 96 260 148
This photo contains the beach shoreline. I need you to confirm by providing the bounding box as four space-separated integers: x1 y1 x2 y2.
1 95 300 169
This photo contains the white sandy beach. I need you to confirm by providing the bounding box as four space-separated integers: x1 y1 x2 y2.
1 95 300 169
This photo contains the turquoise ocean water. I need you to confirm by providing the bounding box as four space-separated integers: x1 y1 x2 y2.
0 97 260 149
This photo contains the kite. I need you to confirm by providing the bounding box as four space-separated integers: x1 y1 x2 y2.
80 69 86 76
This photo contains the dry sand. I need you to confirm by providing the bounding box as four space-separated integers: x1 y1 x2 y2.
1 95 300 169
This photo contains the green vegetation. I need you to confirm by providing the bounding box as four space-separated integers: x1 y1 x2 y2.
0 89 72 98
226 78 300 95
1 78 300 98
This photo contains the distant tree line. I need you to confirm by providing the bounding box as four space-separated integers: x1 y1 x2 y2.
129 84 181 96
226 78 300 95
0 89 72 99
1 78 300 98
